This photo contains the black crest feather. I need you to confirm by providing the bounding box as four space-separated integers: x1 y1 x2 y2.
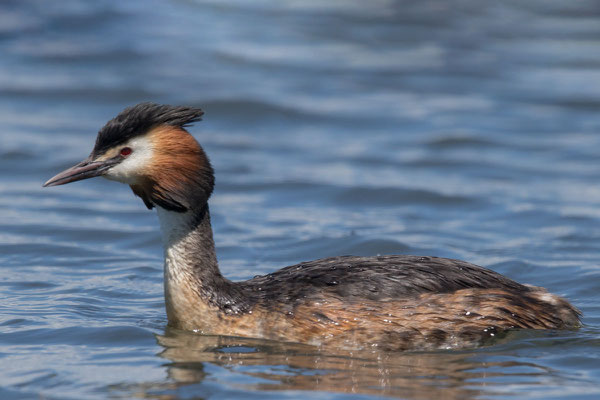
92 102 204 156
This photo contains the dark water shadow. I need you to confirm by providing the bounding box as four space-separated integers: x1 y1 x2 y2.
110 328 560 399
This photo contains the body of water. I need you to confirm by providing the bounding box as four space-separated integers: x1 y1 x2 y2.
1 0 599 399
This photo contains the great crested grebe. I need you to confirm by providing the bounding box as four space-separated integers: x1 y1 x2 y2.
44 103 581 350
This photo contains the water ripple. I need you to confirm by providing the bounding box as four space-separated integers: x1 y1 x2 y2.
1 0 599 399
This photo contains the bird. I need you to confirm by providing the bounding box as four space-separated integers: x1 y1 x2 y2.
43 103 581 351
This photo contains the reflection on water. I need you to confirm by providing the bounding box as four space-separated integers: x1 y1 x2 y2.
113 328 550 399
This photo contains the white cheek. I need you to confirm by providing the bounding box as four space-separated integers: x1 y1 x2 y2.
104 137 154 184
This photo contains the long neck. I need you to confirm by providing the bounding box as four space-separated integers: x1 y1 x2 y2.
157 204 221 284
156 204 248 328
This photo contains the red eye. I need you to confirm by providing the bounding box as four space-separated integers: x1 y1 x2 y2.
120 147 132 157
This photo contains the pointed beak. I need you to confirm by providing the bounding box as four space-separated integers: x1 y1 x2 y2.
43 157 118 187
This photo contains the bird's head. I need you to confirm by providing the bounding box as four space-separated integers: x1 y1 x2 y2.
43 103 214 213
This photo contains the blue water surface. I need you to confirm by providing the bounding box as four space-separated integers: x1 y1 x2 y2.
1 0 600 399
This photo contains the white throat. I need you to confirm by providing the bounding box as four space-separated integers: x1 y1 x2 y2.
155 204 218 279
156 205 216 325
156 206 195 248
